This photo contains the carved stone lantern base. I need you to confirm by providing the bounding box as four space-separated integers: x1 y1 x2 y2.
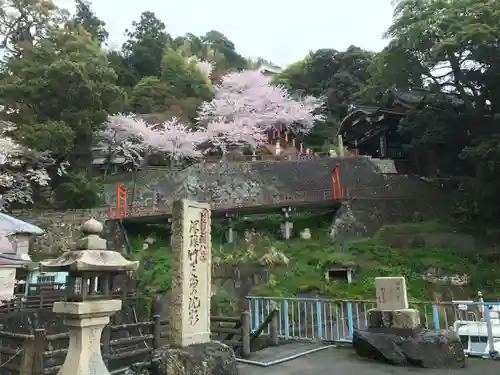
53 299 122 375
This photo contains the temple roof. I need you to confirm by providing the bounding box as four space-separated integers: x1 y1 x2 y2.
337 106 404 144
0 213 44 236
337 88 466 145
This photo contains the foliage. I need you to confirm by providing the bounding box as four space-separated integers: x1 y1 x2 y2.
250 221 496 301
70 0 108 44
0 0 69 57
360 0 500 228
160 48 212 101
128 235 172 295
129 76 175 114
0 25 126 169
53 172 103 208
275 46 375 148
122 11 171 82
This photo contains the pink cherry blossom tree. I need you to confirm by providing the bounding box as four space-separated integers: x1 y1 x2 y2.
99 115 207 168
202 118 267 156
197 69 325 135
0 123 52 210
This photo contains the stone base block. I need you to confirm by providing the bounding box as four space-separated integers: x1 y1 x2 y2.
126 341 237 375
368 308 420 330
352 329 466 368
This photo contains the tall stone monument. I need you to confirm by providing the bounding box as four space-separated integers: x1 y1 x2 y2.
169 199 212 347
152 199 237 375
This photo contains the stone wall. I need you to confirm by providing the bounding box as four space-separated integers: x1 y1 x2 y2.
11 208 109 257
10 157 451 255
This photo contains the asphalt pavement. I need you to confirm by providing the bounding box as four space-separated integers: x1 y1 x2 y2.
238 346 499 375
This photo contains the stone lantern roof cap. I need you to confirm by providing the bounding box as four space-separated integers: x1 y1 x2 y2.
39 218 139 273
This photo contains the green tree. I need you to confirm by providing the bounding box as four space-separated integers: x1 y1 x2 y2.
276 46 374 148
202 30 247 71
71 0 109 44
0 0 68 57
130 76 175 113
0 25 126 171
161 48 212 101
123 11 171 83
364 0 500 228
107 50 138 88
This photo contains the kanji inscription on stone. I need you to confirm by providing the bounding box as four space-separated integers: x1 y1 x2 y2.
375 276 408 310
169 199 211 347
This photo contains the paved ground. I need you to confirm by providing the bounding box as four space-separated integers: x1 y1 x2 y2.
238 346 499 375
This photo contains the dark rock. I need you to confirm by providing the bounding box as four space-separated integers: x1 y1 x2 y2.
353 330 407 365
353 329 466 369
399 330 466 368
126 341 238 375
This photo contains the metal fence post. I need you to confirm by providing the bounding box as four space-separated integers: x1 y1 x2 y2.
284 299 290 339
484 305 497 357
316 301 323 340
432 302 440 329
346 302 353 337
253 299 259 332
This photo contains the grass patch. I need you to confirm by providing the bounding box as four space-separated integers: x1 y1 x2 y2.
126 217 500 304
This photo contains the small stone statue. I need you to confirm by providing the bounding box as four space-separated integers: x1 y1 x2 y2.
300 228 311 240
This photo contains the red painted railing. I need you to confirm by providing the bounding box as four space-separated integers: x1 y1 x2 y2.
107 187 353 219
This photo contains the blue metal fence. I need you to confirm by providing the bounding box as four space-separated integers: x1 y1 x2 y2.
247 296 500 358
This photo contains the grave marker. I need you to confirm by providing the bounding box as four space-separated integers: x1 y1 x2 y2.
170 199 212 347
375 276 408 310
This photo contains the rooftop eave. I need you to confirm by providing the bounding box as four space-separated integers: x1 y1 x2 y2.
39 250 139 273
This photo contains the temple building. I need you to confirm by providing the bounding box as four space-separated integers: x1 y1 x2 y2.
337 88 465 161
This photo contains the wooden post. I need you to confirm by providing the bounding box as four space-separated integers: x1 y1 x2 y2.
270 310 279 346
153 314 161 349
32 328 46 375
152 298 162 349
102 324 111 366
19 337 35 375
241 311 251 358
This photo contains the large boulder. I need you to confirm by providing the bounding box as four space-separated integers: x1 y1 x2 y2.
353 329 466 369
125 341 238 375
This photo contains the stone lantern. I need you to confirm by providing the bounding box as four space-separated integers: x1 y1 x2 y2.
40 218 138 375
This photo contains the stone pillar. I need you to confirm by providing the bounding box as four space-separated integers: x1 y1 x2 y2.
225 213 236 244
251 150 257 161
280 207 293 240
170 199 212 347
53 300 121 375
368 277 420 332
338 134 344 157
166 217 173 247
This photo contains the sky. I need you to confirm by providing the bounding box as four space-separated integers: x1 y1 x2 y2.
57 0 394 67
